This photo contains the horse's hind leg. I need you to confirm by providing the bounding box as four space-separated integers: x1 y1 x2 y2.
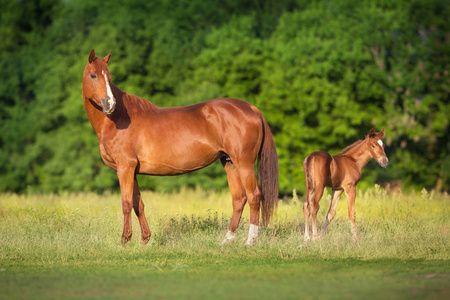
133 178 151 244
321 189 343 236
235 162 262 245
221 158 247 244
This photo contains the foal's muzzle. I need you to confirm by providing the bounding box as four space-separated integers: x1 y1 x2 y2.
379 157 389 168
101 97 116 115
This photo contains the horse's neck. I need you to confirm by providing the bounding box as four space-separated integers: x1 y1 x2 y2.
83 97 108 136
340 139 372 170
83 85 157 136
83 85 126 136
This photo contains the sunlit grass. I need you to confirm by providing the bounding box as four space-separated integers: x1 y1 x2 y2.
1 187 449 269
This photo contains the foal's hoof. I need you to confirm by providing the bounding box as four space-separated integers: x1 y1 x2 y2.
120 236 131 245
141 237 151 245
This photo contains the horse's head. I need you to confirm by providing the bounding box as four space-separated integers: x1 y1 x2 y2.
83 49 116 115
367 128 388 168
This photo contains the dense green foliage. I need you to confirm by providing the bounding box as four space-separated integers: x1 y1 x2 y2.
1 0 448 194
1 190 449 298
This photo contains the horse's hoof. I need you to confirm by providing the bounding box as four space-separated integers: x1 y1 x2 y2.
244 237 257 246
221 238 234 245
221 231 236 245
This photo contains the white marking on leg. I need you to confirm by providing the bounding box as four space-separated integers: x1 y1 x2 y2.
222 230 236 244
245 224 258 245
304 230 310 242
377 140 383 147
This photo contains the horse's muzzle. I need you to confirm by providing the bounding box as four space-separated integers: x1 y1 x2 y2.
101 97 116 115
379 157 389 168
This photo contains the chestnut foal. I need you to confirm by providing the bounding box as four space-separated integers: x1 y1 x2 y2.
303 128 388 242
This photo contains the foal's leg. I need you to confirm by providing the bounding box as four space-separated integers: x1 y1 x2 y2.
303 190 313 241
344 185 358 242
310 184 325 240
132 178 151 244
117 165 137 245
321 189 344 235
221 159 247 244
238 164 262 245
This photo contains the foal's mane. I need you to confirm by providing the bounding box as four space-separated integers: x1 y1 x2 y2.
340 139 365 154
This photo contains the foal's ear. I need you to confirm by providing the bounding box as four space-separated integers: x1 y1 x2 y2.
368 128 375 138
104 51 112 64
379 128 385 139
89 49 96 64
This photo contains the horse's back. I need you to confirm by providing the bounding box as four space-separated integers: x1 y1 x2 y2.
203 98 262 119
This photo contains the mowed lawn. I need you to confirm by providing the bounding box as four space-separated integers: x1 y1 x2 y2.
1 188 449 299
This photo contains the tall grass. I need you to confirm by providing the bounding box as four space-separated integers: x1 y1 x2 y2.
0 187 449 269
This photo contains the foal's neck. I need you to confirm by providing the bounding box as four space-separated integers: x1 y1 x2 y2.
340 139 372 170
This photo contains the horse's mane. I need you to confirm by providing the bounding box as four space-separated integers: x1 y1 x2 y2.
113 84 158 114
131 94 158 113
340 139 364 154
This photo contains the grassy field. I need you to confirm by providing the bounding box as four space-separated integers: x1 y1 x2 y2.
1 187 449 299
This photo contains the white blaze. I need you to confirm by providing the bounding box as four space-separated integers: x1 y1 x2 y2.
103 71 115 106
377 140 383 147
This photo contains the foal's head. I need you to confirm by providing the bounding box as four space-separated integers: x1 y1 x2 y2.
367 128 388 168
83 49 116 115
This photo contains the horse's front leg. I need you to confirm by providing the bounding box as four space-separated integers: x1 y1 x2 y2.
344 185 358 242
133 178 151 244
117 165 137 245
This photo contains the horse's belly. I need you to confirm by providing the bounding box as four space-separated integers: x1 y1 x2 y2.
136 151 221 176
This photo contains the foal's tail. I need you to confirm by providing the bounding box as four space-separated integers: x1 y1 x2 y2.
303 155 315 203
257 115 279 227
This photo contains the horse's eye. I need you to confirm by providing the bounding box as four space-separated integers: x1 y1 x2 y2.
372 145 375 148
90 73 97 79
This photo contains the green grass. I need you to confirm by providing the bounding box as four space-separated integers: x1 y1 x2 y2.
1 187 449 299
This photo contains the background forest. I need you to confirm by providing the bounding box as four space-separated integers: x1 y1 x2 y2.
0 0 448 195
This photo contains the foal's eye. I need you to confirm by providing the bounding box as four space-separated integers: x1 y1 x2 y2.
372 145 375 148
90 73 97 79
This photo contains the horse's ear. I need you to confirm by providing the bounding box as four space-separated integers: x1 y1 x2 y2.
89 49 96 64
104 51 112 64
379 128 385 139
368 128 375 138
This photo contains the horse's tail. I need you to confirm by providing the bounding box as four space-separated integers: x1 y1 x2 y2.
257 114 279 227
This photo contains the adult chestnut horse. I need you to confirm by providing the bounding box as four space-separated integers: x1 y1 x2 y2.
303 128 388 242
82 50 278 245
